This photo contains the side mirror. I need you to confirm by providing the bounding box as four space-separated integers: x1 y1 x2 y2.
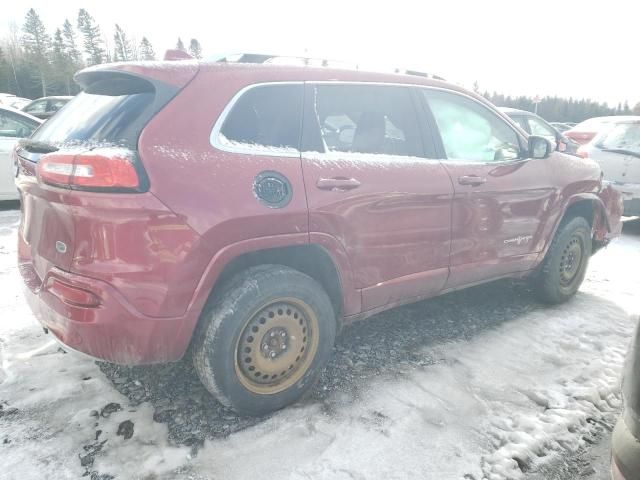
528 135 553 159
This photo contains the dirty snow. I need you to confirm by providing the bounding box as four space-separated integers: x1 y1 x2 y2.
0 207 638 479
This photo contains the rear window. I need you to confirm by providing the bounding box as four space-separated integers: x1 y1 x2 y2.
596 122 640 155
31 91 154 149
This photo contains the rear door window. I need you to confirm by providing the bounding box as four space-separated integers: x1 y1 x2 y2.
216 84 303 153
304 84 424 157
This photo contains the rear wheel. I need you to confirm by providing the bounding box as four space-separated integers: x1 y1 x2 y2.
192 265 336 415
533 216 592 304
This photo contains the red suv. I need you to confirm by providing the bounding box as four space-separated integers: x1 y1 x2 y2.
14 60 623 414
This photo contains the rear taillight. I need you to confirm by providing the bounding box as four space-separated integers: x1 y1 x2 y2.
577 146 589 159
37 151 140 190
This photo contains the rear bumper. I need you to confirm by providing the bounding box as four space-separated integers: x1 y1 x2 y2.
623 198 640 217
611 182 640 216
20 263 191 364
612 414 640 480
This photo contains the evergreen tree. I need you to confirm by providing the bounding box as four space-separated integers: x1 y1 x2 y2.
62 19 82 64
633 103 640 115
51 27 80 95
176 37 185 51
482 92 620 123
139 37 155 60
51 28 67 89
188 38 202 59
0 47 10 94
77 8 106 65
22 8 51 96
623 101 631 115
0 42 21 96
113 24 133 61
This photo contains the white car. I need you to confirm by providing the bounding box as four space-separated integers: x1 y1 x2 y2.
0 105 42 201
9 97 32 110
578 116 640 216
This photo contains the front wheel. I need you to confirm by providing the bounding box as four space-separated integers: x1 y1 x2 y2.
192 265 337 415
533 216 592 304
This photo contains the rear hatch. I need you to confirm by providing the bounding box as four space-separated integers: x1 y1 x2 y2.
15 62 198 284
565 118 608 145
591 121 640 185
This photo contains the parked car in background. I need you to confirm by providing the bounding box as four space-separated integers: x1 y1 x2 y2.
0 94 32 110
500 107 580 155
577 117 640 216
0 105 41 201
0 93 18 105
611 321 640 480
550 122 572 133
22 96 73 120
8 97 31 110
565 116 638 145
14 59 623 415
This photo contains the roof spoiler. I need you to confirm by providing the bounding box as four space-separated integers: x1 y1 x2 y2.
164 49 193 61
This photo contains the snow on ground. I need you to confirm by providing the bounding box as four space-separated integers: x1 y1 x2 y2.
0 207 638 480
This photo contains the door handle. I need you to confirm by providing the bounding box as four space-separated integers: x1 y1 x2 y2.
316 177 361 191
458 175 487 186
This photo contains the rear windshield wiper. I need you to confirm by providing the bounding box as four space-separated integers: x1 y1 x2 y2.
18 138 59 154
600 147 640 159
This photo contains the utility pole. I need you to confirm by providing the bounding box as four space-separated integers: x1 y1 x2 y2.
533 95 541 114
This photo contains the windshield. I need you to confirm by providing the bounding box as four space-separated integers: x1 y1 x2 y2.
595 122 640 155
31 91 154 148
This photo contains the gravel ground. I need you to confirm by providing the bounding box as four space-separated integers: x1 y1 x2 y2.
98 278 541 450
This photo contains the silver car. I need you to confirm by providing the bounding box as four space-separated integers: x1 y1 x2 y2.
577 117 640 216
0 105 42 201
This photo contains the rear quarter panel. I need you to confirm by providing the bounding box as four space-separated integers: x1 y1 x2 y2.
138 68 318 325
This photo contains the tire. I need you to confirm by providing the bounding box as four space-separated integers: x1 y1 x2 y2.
533 216 592 304
192 265 337 415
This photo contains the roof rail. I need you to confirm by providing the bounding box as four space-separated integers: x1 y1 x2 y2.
211 53 445 80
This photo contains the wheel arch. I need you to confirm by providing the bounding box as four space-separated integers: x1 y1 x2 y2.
209 243 346 319
179 235 359 357
542 193 610 261
563 193 611 236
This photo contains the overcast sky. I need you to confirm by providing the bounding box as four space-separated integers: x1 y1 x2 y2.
3 0 638 106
